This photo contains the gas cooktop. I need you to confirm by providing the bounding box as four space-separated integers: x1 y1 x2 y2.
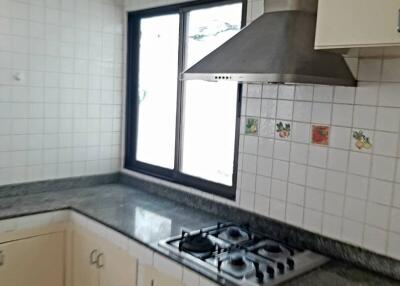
159 223 329 285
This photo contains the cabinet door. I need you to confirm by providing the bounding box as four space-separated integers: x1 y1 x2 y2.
153 269 183 286
315 0 400 48
71 230 99 286
0 232 64 286
98 238 137 286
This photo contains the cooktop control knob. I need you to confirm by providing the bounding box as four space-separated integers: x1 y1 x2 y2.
287 258 295 270
277 262 285 274
266 265 275 279
254 262 264 283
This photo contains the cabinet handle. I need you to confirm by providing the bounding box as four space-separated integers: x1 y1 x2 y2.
90 249 98 265
398 9 400 32
0 251 3 266
150 279 154 286
96 253 104 268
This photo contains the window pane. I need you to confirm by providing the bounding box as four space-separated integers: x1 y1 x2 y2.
136 15 179 169
181 4 242 185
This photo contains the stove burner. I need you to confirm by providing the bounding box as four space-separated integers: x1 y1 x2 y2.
229 253 246 267
263 242 282 253
227 227 242 239
180 234 215 253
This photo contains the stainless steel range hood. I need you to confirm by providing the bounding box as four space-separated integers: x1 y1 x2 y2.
182 0 356 86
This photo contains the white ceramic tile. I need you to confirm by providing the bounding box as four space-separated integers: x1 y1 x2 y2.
334 86 355 104
373 131 398 157
289 163 306 185
379 83 400 107
246 98 261 117
262 84 278 98
270 179 287 201
322 214 342 239
313 86 333 102
255 175 271 196
240 191 255 211
257 137 274 157
247 84 262 98
293 101 312 122
382 58 400 82
368 179 393 206
371 155 396 181
346 174 369 200
291 122 310 143
286 203 303 226
375 107 400 132
344 197 366 222
305 188 324 211
287 183 305 206
306 166 325 189
325 170 346 194
276 100 293 120
342 219 364 245
278 85 295 100
363 225 387 254
348 152 371 176
273 140 290 161
269 198 286 220
330 126 351 149
256 156 272 177
308 145 328 168
352 105 376 129
303 208 322 233
311 103 331 124
254 194 270 216
242 154 257 174
366 202 390 229
261 99 276 118
241 173 256 192
387 232 400 260
394 184 400 208
243 136 258 155
388 207 400 235
327 148 349 172
324 192 344 216
358 59 382 81
355 82 379 106
295 85 313 101
331 104 353 127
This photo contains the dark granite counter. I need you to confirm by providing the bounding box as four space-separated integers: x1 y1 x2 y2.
0 182 398 286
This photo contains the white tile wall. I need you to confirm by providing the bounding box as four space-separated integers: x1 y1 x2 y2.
0 0 124 185
123 0 400 262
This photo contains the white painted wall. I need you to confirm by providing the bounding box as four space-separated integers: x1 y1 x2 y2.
0 0 124 185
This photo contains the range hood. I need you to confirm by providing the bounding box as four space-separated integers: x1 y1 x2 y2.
182 0 356 86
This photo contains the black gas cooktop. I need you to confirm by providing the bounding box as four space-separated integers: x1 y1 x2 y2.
159 223 329 285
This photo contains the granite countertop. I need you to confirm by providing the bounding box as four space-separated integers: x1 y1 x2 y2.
0 183 398 286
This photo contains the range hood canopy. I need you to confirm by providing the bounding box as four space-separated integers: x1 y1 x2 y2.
182 0 356 86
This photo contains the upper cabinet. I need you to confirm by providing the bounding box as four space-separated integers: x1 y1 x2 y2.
315 0 400 49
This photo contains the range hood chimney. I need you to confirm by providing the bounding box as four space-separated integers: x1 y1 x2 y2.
182 0 356 86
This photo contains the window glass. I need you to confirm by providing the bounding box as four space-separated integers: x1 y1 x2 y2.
136 15 180 168
181 3 242 185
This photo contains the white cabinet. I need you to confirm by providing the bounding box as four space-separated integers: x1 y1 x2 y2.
0 232 64 286
138 265 184 286
315 0 400 49
71 228 137 286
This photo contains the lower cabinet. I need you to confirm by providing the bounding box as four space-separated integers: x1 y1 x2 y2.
0 232 64 286
71 228 137 286
139 265 183 286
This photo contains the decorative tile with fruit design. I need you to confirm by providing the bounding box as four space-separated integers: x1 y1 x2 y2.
352 130 372 150
311 125 330 145
245 118 258 135
276 121 291 138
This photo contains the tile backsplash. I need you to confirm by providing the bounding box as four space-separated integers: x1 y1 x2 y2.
0 0 124 185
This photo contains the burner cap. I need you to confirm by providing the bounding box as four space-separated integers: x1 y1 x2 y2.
229 253 246 267
263 242 282 253
180 234 215 253
227 227 242 239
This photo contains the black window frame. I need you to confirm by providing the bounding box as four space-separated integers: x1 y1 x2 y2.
125 0 247 200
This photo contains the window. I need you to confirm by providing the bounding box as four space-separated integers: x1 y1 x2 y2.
126 0 246 199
